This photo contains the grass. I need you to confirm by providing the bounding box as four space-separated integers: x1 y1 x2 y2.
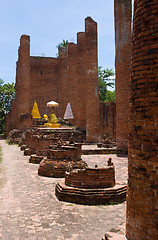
88 201 122 207
5 139 18 146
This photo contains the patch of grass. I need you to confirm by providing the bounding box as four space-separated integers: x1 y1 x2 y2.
88 201 121 207
35 56 41 60
5 139 18 146
66 204 73 206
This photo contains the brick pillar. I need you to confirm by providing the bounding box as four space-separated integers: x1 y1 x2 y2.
126 0 158 239
67 43 78 126
114 0 132 155
58 47 68 118
85 17 101 142
15 35 32 129
76 32 86 129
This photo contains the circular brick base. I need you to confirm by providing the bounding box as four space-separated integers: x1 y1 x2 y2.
55 181 127 205
29 155 44 164
38 159 88 178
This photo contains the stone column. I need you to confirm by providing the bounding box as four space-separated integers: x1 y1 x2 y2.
114 0 132 155
126 0 158 239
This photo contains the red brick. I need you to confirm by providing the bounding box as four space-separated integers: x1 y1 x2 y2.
114 0 132 155
126 0 158 239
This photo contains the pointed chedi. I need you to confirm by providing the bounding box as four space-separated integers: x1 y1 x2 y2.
64 103 74 119
31 101 41 119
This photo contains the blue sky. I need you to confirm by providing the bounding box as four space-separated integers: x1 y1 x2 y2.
1 0 120 84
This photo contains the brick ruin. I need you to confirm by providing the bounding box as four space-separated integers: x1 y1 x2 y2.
5 3 134 152
114 0 132 155
65 165 115 189
55 160 127 205
6 14 133 153
100 102 116 141
126 0 158 239
23 127 83 154
5 17 102 143
19 127 84 164
4 1 158 237
38 143 87 178
5 16 119 146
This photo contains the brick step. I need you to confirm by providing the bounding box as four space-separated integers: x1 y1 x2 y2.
82 148 117 155
55 182 127 205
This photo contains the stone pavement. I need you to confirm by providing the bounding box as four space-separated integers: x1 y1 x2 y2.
0 140 128 240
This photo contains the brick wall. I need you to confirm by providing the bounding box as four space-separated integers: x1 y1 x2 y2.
126 0 158 239
114 0 132 155
65 167 115 189
100 102 116 140
30 57 59 117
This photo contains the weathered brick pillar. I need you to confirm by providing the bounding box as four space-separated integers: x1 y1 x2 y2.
15 35 32 129
76 32 86 129
114 0 132 155
67 43 78 126
58 47 68 118
85 17 101 142
126 0 158 239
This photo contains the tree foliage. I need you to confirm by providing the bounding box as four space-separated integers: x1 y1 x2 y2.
98 66 115 102
57 40 68 50
0 79 15 134
56 40 68 57
104 90 116 102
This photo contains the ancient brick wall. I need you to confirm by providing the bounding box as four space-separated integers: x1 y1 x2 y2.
30 56 59 116
126 0 158 239
6 17 101 142
100 102 116 140
58 17 101 142
65 167 115 189
114 0 132 155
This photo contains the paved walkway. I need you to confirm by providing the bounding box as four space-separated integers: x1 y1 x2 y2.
0 140 128 240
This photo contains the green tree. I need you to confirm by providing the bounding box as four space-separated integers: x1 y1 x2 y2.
56 40 68 57
98 66 115 102
57 39 68 50
104 90 116 102
0 79 15 134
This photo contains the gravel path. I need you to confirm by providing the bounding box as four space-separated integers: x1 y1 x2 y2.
0 140 127 240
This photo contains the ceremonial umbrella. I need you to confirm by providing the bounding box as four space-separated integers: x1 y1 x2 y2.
47 100 59 107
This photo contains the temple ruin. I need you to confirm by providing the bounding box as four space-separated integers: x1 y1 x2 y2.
5 17 101 142
4 0 158 239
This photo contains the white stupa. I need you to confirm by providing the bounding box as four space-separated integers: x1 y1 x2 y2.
64 103 74 119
